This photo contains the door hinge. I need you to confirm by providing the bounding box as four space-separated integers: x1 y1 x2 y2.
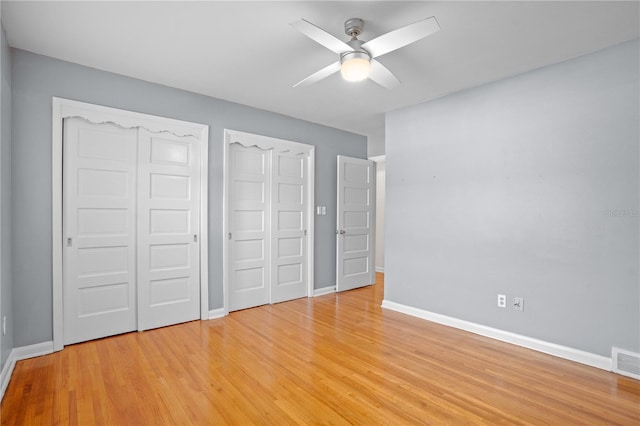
304 229 307 236
228 232 232 240
194 234 198 243
66 237 72 247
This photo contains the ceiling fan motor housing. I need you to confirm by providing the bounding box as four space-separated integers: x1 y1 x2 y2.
344 18 364 37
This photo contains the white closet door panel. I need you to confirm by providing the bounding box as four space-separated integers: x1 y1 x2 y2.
63 118 137 345
229 143 270 311
271 152 308 303
137 129 201 330
336 156 375 292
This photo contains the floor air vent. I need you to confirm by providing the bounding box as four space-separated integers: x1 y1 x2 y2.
612 347 640 380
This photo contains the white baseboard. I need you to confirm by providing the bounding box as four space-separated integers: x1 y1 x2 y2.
313 286 336 297
375 266 385 273
0 351 15 402
1 341 54 401
208 308 227 320
13 341 54 361
381 300 611 371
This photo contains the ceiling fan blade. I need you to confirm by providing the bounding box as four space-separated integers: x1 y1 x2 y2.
368 59 400 89
293 61 341 88
362 16 440 59
290 19 354 55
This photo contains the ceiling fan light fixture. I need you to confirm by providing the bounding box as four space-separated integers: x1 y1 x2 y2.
340 50 371 82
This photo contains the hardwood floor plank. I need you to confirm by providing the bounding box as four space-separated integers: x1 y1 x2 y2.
2 273 638 425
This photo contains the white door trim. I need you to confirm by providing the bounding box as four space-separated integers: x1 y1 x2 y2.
52 97 209 352
222 129 315 314
368 155 386 162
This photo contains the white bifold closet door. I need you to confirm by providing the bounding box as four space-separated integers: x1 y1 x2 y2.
271 151 308 304
137 128 201 331
63 119 138 344
228 144 271 311
63 117 200 345
227 139 309 312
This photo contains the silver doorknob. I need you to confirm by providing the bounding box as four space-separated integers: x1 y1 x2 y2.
339 229 346 235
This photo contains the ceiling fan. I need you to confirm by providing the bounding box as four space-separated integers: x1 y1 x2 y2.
290 16 440 89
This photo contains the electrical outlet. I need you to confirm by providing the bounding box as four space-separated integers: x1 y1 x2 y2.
497 294 506 308
2 316 6 336
514 297 524 312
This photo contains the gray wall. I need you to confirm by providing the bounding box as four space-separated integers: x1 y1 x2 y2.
367 130 385 157
385 39 639 357
11 49 366 347
0 25 13 369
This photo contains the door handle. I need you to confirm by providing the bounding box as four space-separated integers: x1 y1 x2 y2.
338 229 346 235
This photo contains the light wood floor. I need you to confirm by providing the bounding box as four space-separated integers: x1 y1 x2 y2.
2 273 639 425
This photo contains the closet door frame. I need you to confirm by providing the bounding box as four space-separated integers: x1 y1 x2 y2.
222 129 315 314
52 97 209 352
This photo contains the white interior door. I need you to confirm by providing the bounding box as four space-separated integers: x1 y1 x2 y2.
336 155 375 292
63 118 138 344
228 143 271 311
137 129 201 330
271 151 308 304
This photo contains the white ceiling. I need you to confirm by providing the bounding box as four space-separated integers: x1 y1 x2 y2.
3 1 639 150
